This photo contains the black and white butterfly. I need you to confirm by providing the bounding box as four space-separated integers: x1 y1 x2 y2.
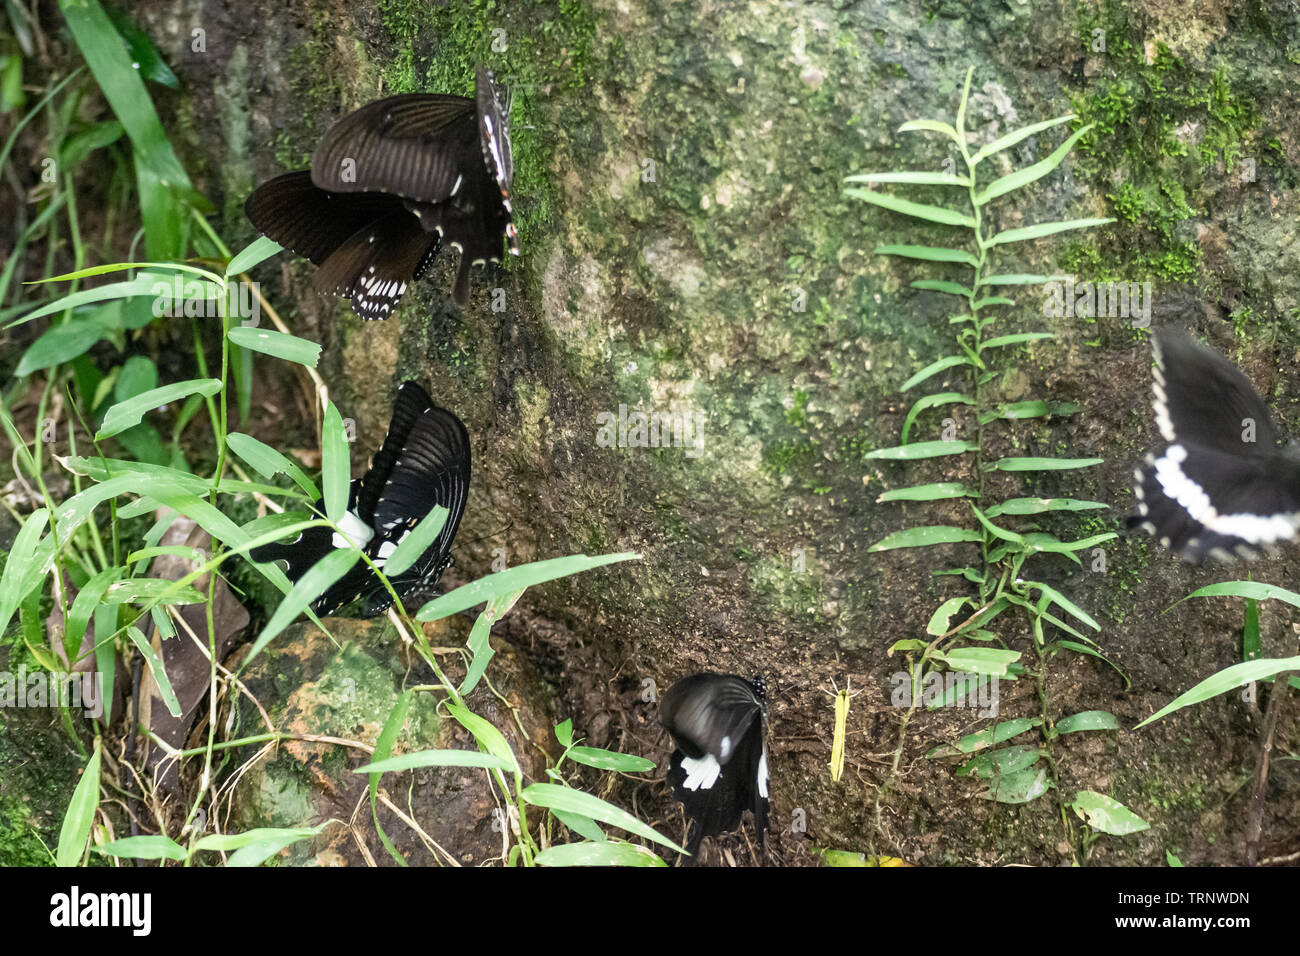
1130 330 1300 562
659 673 769 858
252 382 471 616
244 67 518 318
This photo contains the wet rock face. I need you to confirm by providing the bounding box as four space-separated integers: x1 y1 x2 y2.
227 618 555 866
131 0 1300 863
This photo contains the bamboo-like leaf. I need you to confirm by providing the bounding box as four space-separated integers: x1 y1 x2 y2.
247 548 361 663
1135 656 1300 728
354 750 517 774
844 188 975 227
381 506 449 577
1024 581 1100 631
971 113 1075 165
988 217 1114 246
978 273 1056 287
847 171 970 187
416 553 641 622
1177 580 1300 611
869 526 982 552
226 433 320 498
958 745 1041 779
866 440 978 460
225 235 282 276
901 391 974 444
976 125 1092 204
565 747 656 773
983 767 1051 804
534 841 665 867
520 783 683 853
971 296 1014 310
980 332 1054 350
321 403 350 523
927 596 970 636
877 482 977 502
1058 640 1131 689
912 279 973 297
96 835 187 861
125 625 181 716
979 399 1079 423
986 497 1107 516
897 118 960 140
57 742 101 866
901 354 973 391
874 244 979 267
227 326 320 367
95 379 222 440
987 456 1103 471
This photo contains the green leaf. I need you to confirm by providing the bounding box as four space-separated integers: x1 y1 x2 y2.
957 745 1041 779
943 647 1022 677
988 456 1104 472
0 507 53 639
873 244 978 267
63 567 121 665
976 125 1092 204
980 332 1054 350
193 824 329 855
227 326 321 367
459 589 523 695
978 273 1056 287
983 767 1051 804
911 279 973 297
554 719 574 748
843 188 975 227
551 810 605 843
927 717 1042 758
220 827 329 866
247 548 361 663
927 596 970 636
96 378 223 440
96 834 187 861
57 742 101 866
15 307 124 376
566 747 656 773
1135 656 1300 728
869 526 982 552
368 691 412 867
1057 640 1131 690
445 703 521 777
321 403 350 523
877 482 977 502
226 235 283 276
1178 580 1300 611
1055 711 1121 734
125 625 181 717
971 113 1074 164
988 217 1114 246
980 399 1078 422
520 783 684 853
354 750 518 774
381 506 449 577
985 497 1107 516
1070 791 1149 835
226 432 320 498
416 553 641 622
902 391 974 444
865 440 978 460
897 118 961 140
1024 581 1100 631
901 354 973 391
534 841 665 867
847 171 970 187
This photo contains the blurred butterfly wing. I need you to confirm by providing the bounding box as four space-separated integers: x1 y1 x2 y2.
244 170 409 266
311 94 478 202
404 165 510 306
660 673 763 762
1152 331 1279 451
476 68 519 256
1132 443 1300 561
312 211 442 321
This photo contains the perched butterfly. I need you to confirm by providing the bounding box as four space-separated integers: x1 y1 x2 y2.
1130 330 1300 561
244 67 518 318
252 382 471 616
659 672 769 858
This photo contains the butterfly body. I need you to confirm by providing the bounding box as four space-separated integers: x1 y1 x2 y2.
659 672 770 858
1131 331 1300 561
252 382 470 616
245 69 517 316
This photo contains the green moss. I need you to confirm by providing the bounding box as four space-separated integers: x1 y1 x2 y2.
1068 4 1271 285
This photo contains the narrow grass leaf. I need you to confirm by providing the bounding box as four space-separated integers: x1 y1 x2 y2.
382 506 448 577
227 326 320 367
878 482 976 502
1055 711 1120 734
869 526 982 552
971 113 1074 164
125 625 181 717
225 235 282 276
96 379 222 440
226 433 319 498
843 188 975 227
901 354 972 392
976 125 1091 204
865 440 978 460
874 244 978 267
565 747 656 773
57 742 101 866
989 217 1114 246
847 171 970 186
416 552 640 621
534 841 665 867
520 783 684 853
1135 656 1300 728
97 835 187 861
321 403 350 523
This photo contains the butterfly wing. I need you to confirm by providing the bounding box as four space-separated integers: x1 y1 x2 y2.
311 94 479 202
1132 332 1300 561
661 673 769 857
355 383 471 615
312 211 442 321
244 170 409 266
476 67 520 256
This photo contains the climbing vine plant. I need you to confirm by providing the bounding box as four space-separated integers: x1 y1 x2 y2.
849 68 1147 858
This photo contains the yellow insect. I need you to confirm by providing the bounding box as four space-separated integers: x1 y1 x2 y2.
824 678 862 783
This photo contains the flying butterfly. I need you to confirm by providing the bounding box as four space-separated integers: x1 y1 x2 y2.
1130 330 1300 562
659 672 769 860
252 382 470 616
244 67 519 318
